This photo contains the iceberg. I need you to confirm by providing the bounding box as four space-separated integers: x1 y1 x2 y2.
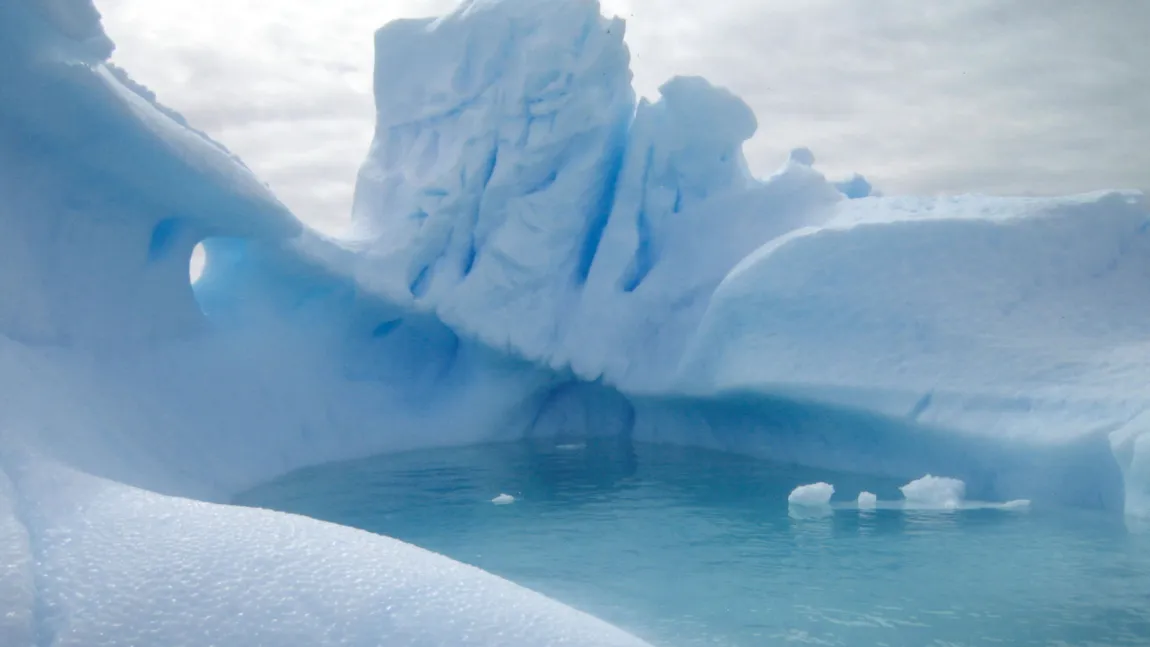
857 491 878 509
788 482 835 506
900 475 966 509
1 0 1148 644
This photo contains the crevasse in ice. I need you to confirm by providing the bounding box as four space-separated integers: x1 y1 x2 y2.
1 0 1148 644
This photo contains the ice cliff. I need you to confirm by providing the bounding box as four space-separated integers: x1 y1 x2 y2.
1 0 1148 645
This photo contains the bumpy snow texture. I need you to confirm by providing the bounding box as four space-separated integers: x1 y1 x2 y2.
1 0 1148 645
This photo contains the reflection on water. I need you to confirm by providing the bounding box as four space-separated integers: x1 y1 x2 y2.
237 440 1150 647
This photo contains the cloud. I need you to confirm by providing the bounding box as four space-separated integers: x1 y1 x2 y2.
98 0 457 233
98 0 1150 233
613 0 1150 195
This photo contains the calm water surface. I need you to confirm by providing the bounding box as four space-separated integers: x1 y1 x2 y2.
236 439 1150 647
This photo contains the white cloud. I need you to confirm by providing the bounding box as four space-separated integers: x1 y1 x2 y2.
98 0 1150 233
99 0 457 233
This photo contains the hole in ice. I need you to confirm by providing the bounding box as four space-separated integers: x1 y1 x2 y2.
189 242 205 284
236 440 1150 647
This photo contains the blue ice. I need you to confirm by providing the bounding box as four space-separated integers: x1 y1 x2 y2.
1 0 1149 645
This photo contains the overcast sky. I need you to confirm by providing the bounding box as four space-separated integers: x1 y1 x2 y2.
99 0 1149 235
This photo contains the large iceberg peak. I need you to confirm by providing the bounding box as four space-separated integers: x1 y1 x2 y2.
359 0 635 224
370 0 631 129
353 0 635 352
351 0 845 380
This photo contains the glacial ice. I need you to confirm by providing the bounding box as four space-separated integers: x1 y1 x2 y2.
1 0 1149 644
788 482 835 506
857 491 878 509
900 475 966 509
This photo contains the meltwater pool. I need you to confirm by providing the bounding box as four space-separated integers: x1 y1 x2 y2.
236 439 1150 646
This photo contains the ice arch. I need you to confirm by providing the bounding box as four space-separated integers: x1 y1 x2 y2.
0 2 651 645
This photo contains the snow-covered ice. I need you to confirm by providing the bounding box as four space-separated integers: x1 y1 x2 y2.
492 493 517 505
857 491 878 509
1 0 1149 644
900 475 966 509
788 482 835 506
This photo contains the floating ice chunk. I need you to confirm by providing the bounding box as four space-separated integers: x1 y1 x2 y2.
857 491 878 509
999 499 1031 510
900 475 965 509
555 443 586 451
788 482 834 506
492 493 516 505
789 505 834 521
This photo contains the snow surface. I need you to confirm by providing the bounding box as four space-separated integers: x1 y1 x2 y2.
788 482 834 506
1 0 1150 643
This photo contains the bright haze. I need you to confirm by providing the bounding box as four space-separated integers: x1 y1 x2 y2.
99 0 1149 234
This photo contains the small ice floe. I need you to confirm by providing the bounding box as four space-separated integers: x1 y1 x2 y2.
491 493 516 505
788 482 834 506
857 491 878 509
997 499 1031 510
900 475 965 509
789 505 834 521
555 443 586 451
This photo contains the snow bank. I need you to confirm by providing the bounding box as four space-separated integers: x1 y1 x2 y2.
679 191 1150 419
3 454 644 647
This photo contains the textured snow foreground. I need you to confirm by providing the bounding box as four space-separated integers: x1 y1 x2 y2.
1 0 1149 645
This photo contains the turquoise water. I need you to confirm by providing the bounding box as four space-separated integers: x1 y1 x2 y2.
236 440 1150 646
